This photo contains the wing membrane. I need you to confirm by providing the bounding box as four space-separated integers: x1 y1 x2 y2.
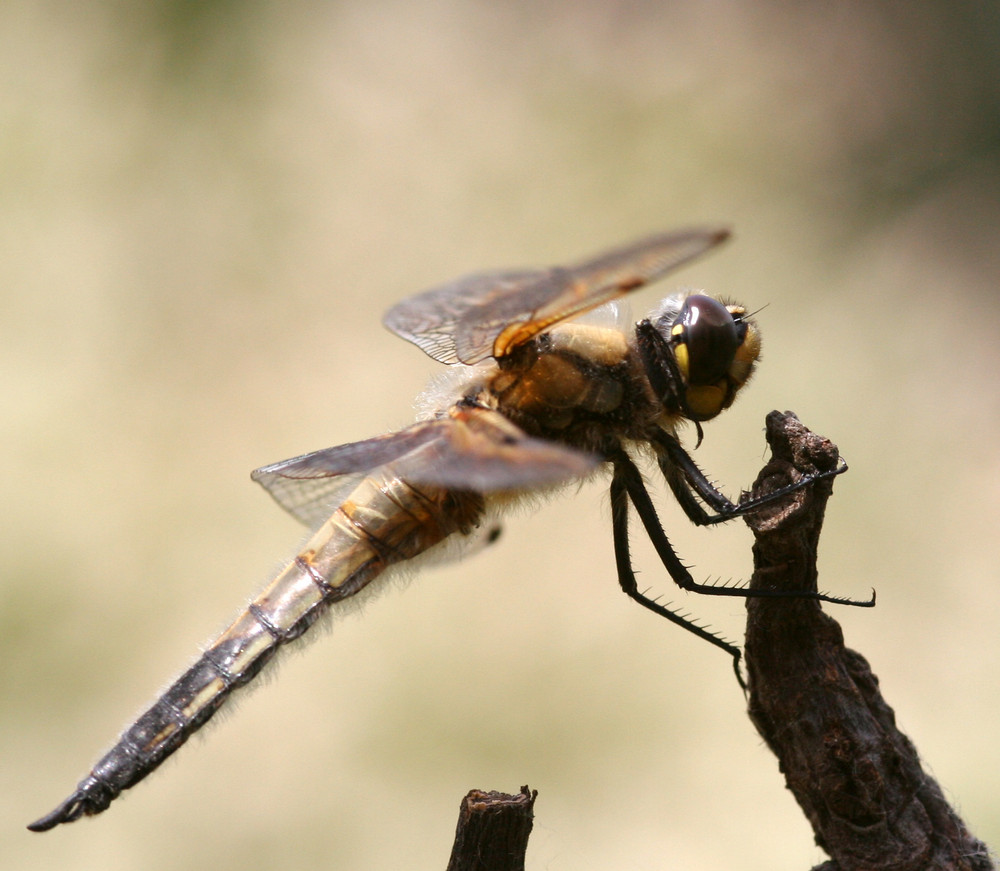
383 227 729 365
252 406 601 526
251 426 446 527
382 270 543 365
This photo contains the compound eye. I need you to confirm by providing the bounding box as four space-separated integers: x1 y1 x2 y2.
673 294 743 385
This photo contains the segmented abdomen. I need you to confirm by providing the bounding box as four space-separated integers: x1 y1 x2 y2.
28 472 483 831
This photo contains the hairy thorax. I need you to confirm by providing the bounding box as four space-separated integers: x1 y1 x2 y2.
481 322 665 454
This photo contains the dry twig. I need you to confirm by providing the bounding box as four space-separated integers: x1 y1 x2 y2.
445 786 536 871
743 411 993 871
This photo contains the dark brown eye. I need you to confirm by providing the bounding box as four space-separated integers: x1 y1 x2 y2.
673 294 744 386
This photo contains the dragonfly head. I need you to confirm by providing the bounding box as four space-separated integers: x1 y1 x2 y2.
645 293 761 422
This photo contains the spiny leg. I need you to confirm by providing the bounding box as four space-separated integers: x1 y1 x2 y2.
612 450 874 607
653 430 849 526
609 461 745 688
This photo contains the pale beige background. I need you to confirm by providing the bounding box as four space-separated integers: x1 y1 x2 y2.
5 3 999 870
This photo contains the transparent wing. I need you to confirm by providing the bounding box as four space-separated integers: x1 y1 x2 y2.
382 270 543 365
251 424 448 528
383 227 730 365
249 471 366 530
252 406 601 527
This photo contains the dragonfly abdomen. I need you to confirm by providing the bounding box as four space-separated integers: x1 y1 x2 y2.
28 473 483 831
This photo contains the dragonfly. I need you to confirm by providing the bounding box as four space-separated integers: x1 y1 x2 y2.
29 227 870 832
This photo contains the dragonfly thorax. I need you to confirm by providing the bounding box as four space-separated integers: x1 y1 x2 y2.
484 320 657 448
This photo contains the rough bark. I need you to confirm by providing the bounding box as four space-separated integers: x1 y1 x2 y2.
743 411 993 871
445 786 536 871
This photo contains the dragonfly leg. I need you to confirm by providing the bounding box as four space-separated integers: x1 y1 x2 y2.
612 449 873 609
653 429 848 527
609 460 745 688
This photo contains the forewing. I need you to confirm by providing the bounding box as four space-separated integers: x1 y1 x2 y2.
382 269 544 364
252 408 600 526
383 227 729 365
492 227 730 356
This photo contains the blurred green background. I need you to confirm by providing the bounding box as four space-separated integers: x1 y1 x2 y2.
4 2 998 869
